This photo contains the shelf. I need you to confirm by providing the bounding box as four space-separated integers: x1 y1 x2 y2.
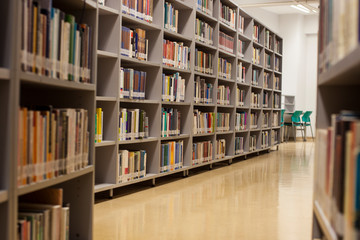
238 32 252 42
193 132 215 137
253 40 264 48
18 166 94 196
238 57 252 65
164 29 192 42
264 47 274 53
264 67 273 72
216 131 233 135
165 0 193 10
96 96 117 102
0 190 8 204
120 99 160 104
251 107 261 110
0 68 10 79
60 0 97 10
313 201 338 240
218 77 235 83
161 134 190 141
237 81 251 87
187 161 213 170
158 167 188 178
217 104 234 108
236 106 249 109
272 126 281 129
195 9 218 23
235 129 248 133
97 50 118 59
219 21 236 34
263 87 272 91
121 56 161 67
194 103 216 107
262 127 271 131
98 4 119 15
20 72 96 91
122 14 162 31
263 108 272 111
218 48 236 58
162 65 191 74
212 155 233 164
233 152 247 157
161 101 191 106
273 108 281 111
273 89 282 93
252 63 263 69
195 40 217 51
95 141 116 147
94 183 114 193
194 71 216 79
251 85 262 90
274 70 282 75
250 128 261 132
118 137 158 145
319 46 360 86
275 52 282 57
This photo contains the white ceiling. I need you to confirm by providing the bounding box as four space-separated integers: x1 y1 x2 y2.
261 3 319 15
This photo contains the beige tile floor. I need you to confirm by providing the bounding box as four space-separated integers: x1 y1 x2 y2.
94 142 315 240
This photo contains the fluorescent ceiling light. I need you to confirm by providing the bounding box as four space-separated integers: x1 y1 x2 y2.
291 4 310 13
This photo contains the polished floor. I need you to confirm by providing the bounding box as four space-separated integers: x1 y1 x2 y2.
94 142 315 240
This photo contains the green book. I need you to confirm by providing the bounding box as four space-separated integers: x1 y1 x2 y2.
65 14 75 81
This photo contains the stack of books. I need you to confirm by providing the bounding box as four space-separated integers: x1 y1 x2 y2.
118 108 149 141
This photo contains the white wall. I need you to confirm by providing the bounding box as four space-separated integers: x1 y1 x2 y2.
243 8 280 34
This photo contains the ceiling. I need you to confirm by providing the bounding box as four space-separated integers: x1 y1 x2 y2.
237 0 319 15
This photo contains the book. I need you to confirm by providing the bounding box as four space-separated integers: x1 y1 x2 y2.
261 131 270 148
194 76 213 104
274 76 280 90
161 107 181 137
218 57 232 79
250 112 258 129
118 108 148 141
262 111 269 127
253 24 260 43
17 107 89 186
216 112 230 132
95 108 103 143
272 112 279 127
250 135 257 151
193 110 215 134
219 2 235 29
275 56 281 72
121 27 148 61
163 39 190 70
219 31 234 54
162 72 185 102
21 0 92 83
236 87 245 107
271 129 279 144
265 30 273 49
252 47 261 65
192 140 213 165
273 93 280 108
237 39 245 58
195 18 214 45
216 139 226 159
217 85 230 105
251 92 261 108
118 149 146 182
237 62 246 83
122 0 153 23
263 91 269 108
238 15 244 34
264 72 271 89
119 68 146 100
235 136 244 154
194 48 213 74
196 0 213 16
164 2 178 33
252 69 259 86
235 112 247 131
161 140 183 172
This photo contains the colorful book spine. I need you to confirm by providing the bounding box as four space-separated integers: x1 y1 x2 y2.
194 76 213 104
96 108 103 143
250 135 257 151
238 15 244 34
195 48 213 74
162 39 190 70
236 87 245 106
217 85 230 105
219 2 235 29
161 140 183 172
122 0 153 23
264 72 271 88
121 27 148 61
195 18 214 45
253 24 260 43
192 140 213 165
219 31 234 54
164 2 178 33
262 112 269 127
119 68 146 100
265 53 271 69
261 131 270 148
20 1 92 83
197 0 213 16
216 112 230 132
252 69 259 86
274 76 280 90
235 136 244 154
235 112 247 131
118 149 147 183
237 39 245 58
252 47 261 65
161 108 181 137
251 92 261 108
275 38 281 54
237 62 246 83
193 110 215 134
118 108 149 141
17 107 89 186
263 92 269 108
250 112 258 129
265 30 273 49
216 138 226 159
162 72 185 102
218 57 232 79
275 57 281 71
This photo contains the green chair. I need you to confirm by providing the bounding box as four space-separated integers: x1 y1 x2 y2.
301 111 314 140
284 110 304 142
280 109 286 142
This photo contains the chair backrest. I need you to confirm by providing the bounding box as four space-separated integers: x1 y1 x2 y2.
291 111 303 123
302 111 312 123
280 109 285 123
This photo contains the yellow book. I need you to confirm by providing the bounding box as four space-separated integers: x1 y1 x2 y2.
96 108 102 143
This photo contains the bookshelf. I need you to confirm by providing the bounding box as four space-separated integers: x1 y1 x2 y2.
312 1 360 239
0 0 282 238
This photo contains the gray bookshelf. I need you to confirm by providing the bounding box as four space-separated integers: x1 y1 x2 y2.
0 0 282 238
93 0 283 197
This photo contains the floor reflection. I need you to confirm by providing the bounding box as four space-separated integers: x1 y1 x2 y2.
94 142 314 240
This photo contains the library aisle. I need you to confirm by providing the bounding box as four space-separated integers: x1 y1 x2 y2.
94 142 314 240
